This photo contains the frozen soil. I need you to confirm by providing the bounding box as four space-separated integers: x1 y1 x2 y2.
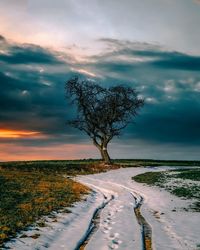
4 166 200 250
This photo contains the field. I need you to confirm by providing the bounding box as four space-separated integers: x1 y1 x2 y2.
0 160 199 248
133 168 200 211
115 159 200 167
0 160 118 247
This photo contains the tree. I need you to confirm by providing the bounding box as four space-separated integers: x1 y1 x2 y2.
65 76 144 164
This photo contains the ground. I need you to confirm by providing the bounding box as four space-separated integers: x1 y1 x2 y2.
0 160 115 247
133 168 200 211
2 165 200 250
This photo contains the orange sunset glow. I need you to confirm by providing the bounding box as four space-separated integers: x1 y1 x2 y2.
0 143 98 161
0 129 41 138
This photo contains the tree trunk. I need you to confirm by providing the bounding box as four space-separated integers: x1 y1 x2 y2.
101 146 111 164
93 138 111 164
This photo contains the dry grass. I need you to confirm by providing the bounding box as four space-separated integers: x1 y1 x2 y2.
0 166 89 247
0 160 120 247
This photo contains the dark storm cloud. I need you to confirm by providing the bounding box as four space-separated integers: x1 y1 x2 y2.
125 49 200 71
1 36 200 153
0 44 65 64
96 38 200 71
125 97 200 145
150 53 200 71
85 39 200 146
0 37 79 145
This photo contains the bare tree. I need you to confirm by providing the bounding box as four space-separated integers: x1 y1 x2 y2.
65 76 144 164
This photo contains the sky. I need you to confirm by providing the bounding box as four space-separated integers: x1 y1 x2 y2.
0 0 200 161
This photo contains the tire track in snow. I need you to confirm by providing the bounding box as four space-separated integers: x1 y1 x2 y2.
132 195 152 250
77 176 153 250
74 183 115 250
103 180 153 250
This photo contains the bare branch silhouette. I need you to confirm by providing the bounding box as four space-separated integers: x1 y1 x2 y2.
65 76 144 164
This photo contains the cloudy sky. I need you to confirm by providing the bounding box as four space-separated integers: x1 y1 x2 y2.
0 0 200 161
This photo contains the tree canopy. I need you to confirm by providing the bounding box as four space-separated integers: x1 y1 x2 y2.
65 76 144 164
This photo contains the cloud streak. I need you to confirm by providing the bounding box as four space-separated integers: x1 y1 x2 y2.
0 129 42 138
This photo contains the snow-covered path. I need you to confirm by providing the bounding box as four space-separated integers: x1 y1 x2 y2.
4 167 200 250
76 175 143 250
76 167 200 250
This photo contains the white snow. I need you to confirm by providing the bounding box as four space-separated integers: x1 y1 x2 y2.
4 166 200 250
4 191 105 250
